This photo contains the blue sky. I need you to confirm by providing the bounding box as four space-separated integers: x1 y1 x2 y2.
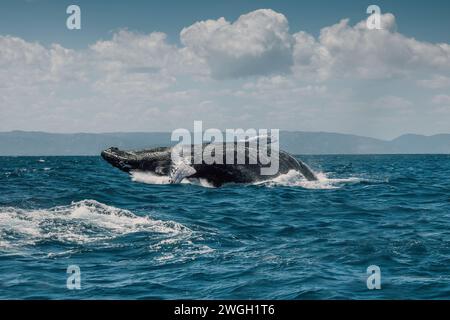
0 0 449 139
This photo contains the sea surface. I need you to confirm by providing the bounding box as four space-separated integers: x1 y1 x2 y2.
0 155 449 299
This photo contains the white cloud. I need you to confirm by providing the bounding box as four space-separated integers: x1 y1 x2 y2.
90 30 206 75
89 30 208 89
373 95 413 114
417 75 450 89
432 94 450 105
429 94 450 115
0 36 84 87
0 9 450 138
180 9 293 79
292 14 450 80
91 31 174 69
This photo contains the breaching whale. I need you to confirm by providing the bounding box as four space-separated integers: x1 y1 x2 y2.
101 143 317 187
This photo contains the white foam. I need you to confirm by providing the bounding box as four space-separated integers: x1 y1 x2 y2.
131 171 172 184
185 178 215 188
0 200 192 250
131 171 215 188
258 170 362 189
130 169 361 189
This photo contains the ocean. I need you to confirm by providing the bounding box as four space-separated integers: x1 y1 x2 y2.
0 155 449 299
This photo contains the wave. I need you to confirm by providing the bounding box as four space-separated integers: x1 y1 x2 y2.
0 200 212 260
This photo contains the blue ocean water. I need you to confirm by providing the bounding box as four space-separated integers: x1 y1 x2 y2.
0 155 449 299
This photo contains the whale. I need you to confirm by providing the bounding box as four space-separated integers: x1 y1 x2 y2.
101 143 317 187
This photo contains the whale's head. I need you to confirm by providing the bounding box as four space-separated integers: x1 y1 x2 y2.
101 147 139 172
101 146 172 174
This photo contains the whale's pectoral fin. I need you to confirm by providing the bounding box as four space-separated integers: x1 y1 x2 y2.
297 159 318 181
169 162 197 184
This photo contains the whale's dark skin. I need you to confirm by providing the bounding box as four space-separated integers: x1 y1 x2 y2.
101 144 317 187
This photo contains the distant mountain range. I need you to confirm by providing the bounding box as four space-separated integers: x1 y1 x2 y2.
1 131 450 155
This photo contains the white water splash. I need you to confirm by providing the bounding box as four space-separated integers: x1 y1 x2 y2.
258 170 363 189
0 200 196 251
131 171 172 184
131 169 361 190
131 171 215 188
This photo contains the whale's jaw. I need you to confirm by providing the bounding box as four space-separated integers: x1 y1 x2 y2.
101 147 138 173
101 147 173 174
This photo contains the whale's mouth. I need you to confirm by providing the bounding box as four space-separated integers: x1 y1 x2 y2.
101 147 137 172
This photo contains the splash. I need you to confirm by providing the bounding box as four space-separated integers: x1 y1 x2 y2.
0 200 203 256
258 170 362 189
131 171 171 184
131 171 215 188
130 170 361 189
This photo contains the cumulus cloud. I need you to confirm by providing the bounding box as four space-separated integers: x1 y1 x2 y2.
292 13 450 80
91 31 174 69
0 31 204 132
2 10 449 87
90 30 206 75
0 36 84 87
180 9 293 79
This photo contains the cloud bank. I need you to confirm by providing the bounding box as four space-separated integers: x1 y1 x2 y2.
0 9 449 138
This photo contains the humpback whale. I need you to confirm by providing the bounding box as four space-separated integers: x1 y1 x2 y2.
101 143 317 187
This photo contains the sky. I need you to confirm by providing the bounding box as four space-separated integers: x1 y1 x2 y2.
0 0 449 139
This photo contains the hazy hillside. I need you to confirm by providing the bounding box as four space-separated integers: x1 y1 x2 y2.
0 131 450 155
0 131 170 156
